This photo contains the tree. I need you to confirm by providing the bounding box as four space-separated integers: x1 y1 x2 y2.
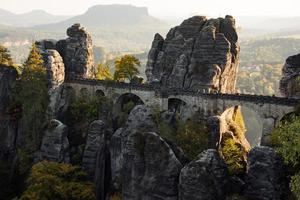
95 63 112 80
19 161 95 200
114 55 140 82
14 43 49 151
0 44 13 66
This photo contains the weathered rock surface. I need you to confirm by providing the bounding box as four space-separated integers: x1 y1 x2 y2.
39 119 70 163
58 23 95 78
0 65 18 152
82 120 112 200
244 146 288 200
179 149 230 200
280 53 300 98
36 23 95 79
146 15 240 93
0 65 17 113
123 131 182 200
41 49 66 118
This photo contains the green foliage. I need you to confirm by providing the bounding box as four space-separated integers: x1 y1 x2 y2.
18 161 95 200
290 173 300 200
13 43 49 152
122 101 136 114
222 138 245 175
174 119 209 159
152 108 209 160
271 115 300 167
17 149 32 175
95 63 112 80
0 44 13 66
113 55 140 82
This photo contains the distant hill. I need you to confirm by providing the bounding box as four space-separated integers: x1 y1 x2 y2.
0 9 71 27
0 5 169 63
34 4 167 30
32 5 169 53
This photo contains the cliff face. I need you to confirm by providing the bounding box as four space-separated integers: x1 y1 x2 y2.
146 15 240 93
280 53 300 98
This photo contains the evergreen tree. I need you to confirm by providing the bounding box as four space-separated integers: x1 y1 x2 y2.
114 55 140 82
0 44 13 66
15 43 49 151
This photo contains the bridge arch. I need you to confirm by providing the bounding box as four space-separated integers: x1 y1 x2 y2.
114 93 145 115
95 89 105 97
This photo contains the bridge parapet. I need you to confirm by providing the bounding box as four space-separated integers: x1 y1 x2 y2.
65 78 299 106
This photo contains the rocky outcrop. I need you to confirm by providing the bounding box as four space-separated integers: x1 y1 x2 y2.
0 65 17 113
109 105 184 200
146 15 240 93
41 49 65 118
82 120 112 200
36 23 95 79
244 146 288 200
0 65 18 152
280 53 300 98
179 149 230 200
58 23 95 78
123 131 182 200
39 119 69 163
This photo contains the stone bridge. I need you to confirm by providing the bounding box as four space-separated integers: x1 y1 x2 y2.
64 78 299 145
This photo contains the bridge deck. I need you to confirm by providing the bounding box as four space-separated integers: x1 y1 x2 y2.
65 78 299 106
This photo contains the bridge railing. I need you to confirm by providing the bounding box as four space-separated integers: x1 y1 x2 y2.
65 78 299 106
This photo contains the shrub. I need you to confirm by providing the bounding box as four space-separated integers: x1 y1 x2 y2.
19 161 95 200
222 138 245 175
290 173 300 200
271 115 300 167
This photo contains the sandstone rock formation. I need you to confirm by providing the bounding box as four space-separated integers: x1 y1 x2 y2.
0 65 18 151
82 120 112 200
244 146 288 200
0 65 17 113
109 105 184 200
280 53 300 98
58 23 95 78
41 49 65 118
36 23 95 79
146 15 240 93
39 119 70 163
179 149 230 200
123 131 182 200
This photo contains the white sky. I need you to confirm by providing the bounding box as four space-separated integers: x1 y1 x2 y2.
1 0 300 18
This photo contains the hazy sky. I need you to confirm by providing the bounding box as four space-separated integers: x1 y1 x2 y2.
1 0 300 18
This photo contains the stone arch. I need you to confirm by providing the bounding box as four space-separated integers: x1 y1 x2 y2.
95 89 105 97
167 98 193 120
79 87 89 97
221 105 263 147
114 93 145 115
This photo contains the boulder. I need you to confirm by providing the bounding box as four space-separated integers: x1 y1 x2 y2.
39 119 69 163
58 23 95 78
122 131 182 200
279 53 300 98
146 15 239 93
179 149 230 200
244 146 288 200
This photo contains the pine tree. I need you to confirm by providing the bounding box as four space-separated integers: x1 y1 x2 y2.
114 55 140 82
0 44 13 66
15 43 49 151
